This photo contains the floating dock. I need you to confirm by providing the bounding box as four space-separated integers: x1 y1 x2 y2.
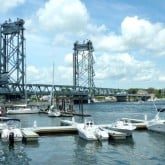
3 116 147 142
22 128 39 141
61 119 128 140
33 126 77 135
21 122 128 141
1 117 147 143
21 125 77 141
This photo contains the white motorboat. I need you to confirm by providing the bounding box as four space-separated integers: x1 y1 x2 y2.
7 104 39 114
120 117 147 129
0 117 10 133
48 104 61 117
106 119 136 136
1 118 23 142
101 127 127 140
77 118 109 141
147 107 165 133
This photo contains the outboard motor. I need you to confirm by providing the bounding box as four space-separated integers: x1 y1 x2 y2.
9 132 14 148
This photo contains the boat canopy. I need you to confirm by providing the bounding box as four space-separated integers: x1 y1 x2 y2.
6 118 21 122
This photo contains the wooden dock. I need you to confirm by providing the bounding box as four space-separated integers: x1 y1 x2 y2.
9 116 148 142
33 126 77 135
22 128 39 141
21 125 77 141
21 121 128 141
1 117 147 143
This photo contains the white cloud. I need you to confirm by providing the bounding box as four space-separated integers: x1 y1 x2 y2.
57 66 73 84
52 34 72 47
22 2 165 88
159 76 165 82
64 53 73 67
93 34 127 52
121 16 165 56
36 0 89 33
0 0 25 13
95 53 158 83
27 63 73 85
27 66 52 84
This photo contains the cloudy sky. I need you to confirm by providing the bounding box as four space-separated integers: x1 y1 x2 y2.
0 0 165 89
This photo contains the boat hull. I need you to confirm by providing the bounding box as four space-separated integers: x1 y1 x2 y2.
1 129 23 142
109 127 133 137
7 108 39 114
48 111 61 117
147 120 165 133
77 124 109 141
108 120 136 136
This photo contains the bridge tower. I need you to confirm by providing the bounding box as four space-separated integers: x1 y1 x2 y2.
0 18 26 96
73 40 95 97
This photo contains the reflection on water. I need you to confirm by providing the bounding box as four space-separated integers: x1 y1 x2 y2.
108 136 135 147
0 143 31 165
74 137 103 165
2 101 165 165
77 137 103 151
23 141 40 148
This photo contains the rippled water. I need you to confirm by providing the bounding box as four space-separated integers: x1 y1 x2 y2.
0 101 165 165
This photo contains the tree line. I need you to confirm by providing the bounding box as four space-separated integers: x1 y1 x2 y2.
127 88 165 98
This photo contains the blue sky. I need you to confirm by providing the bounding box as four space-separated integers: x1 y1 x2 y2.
0 0 165 89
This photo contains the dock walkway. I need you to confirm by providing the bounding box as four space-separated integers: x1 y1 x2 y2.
22 128 39 141
8 117 147 142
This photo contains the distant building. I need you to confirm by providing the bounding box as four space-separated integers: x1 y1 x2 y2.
137 90 148 95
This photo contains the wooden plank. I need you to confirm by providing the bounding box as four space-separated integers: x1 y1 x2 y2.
33 126 77 134
22 128 39 141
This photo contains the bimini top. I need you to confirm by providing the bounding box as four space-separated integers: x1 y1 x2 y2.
5 118 21 122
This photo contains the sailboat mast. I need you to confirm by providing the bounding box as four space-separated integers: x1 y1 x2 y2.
51 63 55 105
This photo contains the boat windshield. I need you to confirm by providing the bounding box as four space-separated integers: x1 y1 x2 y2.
6 119 21 128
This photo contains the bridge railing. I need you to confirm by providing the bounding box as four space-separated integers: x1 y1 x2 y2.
0 83 128 97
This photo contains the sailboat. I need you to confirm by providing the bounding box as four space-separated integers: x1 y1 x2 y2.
48 63 61 117
7 77 39 114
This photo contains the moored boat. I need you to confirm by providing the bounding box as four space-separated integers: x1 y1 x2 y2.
0 117 11 133
7 104 39 114
120 118 147 129
1 118 23 142
107 119 136 136
48 104 61 117
147 107 165 133
77 118 109 141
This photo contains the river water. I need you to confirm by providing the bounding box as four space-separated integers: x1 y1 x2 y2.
0 101 165 165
